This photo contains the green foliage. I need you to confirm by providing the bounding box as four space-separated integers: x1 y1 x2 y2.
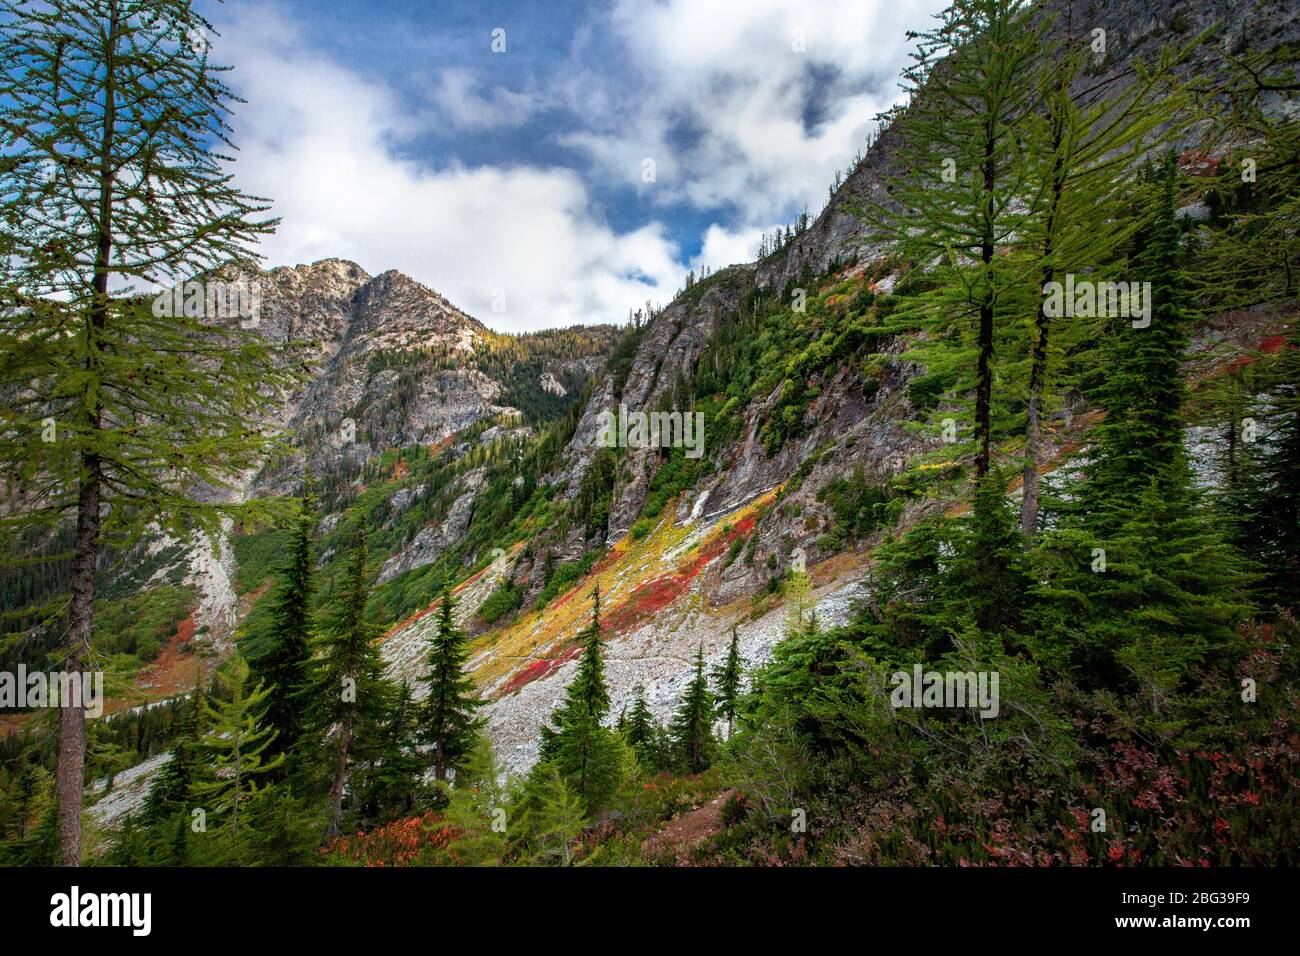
534 550 601 611
537 587 626 813
141 683 207 826
436 734 510 866
92 584 193 664
232 526 290 595
192 657 283 837
420 590 484 782
669 646 716 774
815 470 891 549
477 582 522 625
299 524 395 837
515 763 587 866
711 626 744 738
622 685 667 772
865 0 1047 478
355 681 424 823
1078 157 1199 525
244 491 316 770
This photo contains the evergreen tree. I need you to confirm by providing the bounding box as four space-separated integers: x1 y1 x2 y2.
1033 162 1253 718
0 0 301 864
868 0 1046 479
1079 156 1196 529
1016 43 1187 534
243 785 322 866
622 685 660 770
520 763 586 867
440 734 510 866
421 589 484 783
358 681 423 821
301 524 393 839
712 625 743 739
670 645 716 774
950 470 1029 636
1226 324 1300 609
537 586 622 811
246 488 316 771
192 656 283 839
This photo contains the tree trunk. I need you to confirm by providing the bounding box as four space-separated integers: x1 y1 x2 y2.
975 128 996 478
1022 298 1051 536
1022 119 1065 537
326 715 352 840
58 464 100 866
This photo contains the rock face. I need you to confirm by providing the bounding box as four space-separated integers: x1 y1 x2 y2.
377 467 486 583
247 264 497 494
215 259 621 499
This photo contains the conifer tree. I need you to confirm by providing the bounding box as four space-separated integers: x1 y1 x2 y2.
247 488 316 771
670 645 715 774
0 0 301 864
357 681 423 822
441 734 510 866
1079 156 1195 529
951 471 1029 636
712 625 743 739
421 589 484 783
192 656 282 840
301 524 393 839
783 569 816 640
622 684 659 769
538 586 622 810
1016 43 1188 534
521 764 586 867
1033 159 1253 713
243 785 322 866
868 0 1045 478
1219 324 1300 609
1253 326 1300 606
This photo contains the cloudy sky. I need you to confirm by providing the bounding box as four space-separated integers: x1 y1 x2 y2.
203 0 944 332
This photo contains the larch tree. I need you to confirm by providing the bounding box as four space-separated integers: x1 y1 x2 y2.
1016 40 1189 535
868 0 1045 479
0 0 299 865
193 656 282 841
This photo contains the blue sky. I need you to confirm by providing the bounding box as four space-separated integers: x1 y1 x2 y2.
201 0 944 331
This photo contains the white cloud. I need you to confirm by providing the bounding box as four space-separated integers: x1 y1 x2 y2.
207 0 944 331
215 6 684 333
691 223 767 274
565 0 945 224
433 68 543 131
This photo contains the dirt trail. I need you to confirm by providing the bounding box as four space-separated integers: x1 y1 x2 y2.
643 789 735 862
